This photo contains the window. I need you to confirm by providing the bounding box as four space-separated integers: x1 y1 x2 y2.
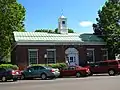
0 68 5 72
68 66 75 70
70 57 74 62
99 62 108 66
109 61 118 65
101 48 108 61
47 49 56 64
86 48 95 63
28 49 38 65
62 21 65 24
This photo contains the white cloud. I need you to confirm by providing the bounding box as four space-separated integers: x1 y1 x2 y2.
79 21 93 27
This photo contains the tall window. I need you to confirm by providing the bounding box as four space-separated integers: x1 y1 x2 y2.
28 49 38 65
101 48 108 61
86 48 95 62
47 49 56 64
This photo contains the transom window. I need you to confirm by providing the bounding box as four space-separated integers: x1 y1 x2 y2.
47 49 56 64
86 48 95 63
101 48 108 61
28 49 38 65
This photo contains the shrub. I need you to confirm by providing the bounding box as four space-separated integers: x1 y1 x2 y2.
0 64 18 70
31 63 67 69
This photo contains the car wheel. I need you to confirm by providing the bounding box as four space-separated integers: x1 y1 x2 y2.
76 72 81 78
108 69 116 76
89 71 93 76
21 74 25 80
41 73 47 80
1 76 6 82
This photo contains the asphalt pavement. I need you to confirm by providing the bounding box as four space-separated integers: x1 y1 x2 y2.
0 74 120 90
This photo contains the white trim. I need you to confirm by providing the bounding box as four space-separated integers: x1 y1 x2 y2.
28 49 38 65
47 49 56 64
16 42 106 46
87 48 95 50
28 49 38 51
101 48 108 50
47 49 56 51
87 48 95 62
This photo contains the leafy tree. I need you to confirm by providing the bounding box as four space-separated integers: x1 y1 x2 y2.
54 28 74 33
0 0 26 61
35 29 54 33
68 28 74 33
93 0 120 59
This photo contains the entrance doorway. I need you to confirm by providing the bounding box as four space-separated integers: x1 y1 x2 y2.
65 48 79 66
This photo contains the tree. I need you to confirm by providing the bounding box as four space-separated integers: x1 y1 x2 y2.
93 0 120 59
35 29 54 33
0 0 26 61
54 28 74 33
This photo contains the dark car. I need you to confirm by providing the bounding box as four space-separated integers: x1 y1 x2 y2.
21 66 60 80
85 60 120 76
59 66 90 77
0 68 21 82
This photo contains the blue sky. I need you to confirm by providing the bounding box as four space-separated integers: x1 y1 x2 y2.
18 0 107 33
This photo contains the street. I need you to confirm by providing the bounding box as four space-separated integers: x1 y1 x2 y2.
0 75 120 90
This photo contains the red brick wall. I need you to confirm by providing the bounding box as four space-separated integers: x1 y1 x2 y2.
11 45 105 70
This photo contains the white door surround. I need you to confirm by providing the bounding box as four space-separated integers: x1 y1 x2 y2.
65 48 79 66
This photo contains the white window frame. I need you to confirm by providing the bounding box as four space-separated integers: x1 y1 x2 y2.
86 48 95 62
28 49 38 65
47 49 56 64
101 48 108 60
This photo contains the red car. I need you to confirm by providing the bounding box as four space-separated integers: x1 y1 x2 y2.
85 60 120 76
59 66 90 77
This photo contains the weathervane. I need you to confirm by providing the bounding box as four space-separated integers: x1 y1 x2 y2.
61 9 64 16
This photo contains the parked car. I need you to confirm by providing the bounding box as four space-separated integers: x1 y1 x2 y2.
21 66 60 80
59 66 90 77
85 60 120 76
0 68 21 82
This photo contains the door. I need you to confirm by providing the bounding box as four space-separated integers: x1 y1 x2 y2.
67 54 77 66
61 67 75 76
92 62 108 73
65 48 79 66
97 62 108 73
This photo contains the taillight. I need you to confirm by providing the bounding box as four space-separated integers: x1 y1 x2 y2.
12 70 20 75
50 69 55 72
86 69 90 72
118 64 120 68
12 70 16 75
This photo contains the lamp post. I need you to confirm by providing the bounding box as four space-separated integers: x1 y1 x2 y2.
44 53 47 66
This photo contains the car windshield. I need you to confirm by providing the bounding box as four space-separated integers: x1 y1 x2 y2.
44 66 53 69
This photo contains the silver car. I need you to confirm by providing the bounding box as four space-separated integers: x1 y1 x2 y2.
21 66 60 80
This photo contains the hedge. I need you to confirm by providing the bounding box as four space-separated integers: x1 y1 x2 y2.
0 64 18 70
32 63 67 69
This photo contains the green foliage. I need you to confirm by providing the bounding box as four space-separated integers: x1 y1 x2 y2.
0 0 26 61
32 63 67 69
0 64 18 70
68 29 74 33
54 28 74 33
35 28 74 33
55 28 58 33
35 29 55 33
93 0 120 59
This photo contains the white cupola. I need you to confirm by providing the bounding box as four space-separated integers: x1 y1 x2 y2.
58 15 68 34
